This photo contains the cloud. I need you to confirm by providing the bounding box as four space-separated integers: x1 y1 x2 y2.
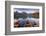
14 8 39 13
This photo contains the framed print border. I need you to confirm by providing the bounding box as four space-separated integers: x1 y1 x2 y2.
5 1 45 35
